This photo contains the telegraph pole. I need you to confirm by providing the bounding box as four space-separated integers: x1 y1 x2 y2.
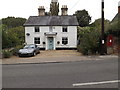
100 0 106 55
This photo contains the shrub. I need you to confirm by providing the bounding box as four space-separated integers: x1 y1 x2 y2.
77 27 100 55
12 45 24 56
2 50 12 58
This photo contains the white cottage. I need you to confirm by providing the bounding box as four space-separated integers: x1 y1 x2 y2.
24 3 78 50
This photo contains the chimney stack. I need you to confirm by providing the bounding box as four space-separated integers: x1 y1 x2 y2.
61 5 68 15
118 1 120 13
38 6 45 16
51 0 58 2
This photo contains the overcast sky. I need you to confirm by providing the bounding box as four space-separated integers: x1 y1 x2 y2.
0 0 119 22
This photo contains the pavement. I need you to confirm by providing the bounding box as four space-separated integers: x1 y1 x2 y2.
1 50 118 65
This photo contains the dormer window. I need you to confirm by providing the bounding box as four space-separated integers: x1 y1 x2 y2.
62 26 68 32
35 27 40 32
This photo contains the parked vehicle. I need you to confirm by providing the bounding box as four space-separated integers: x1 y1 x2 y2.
18 44 40 57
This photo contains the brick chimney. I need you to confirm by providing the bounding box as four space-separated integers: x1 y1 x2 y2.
61 5 68 15
38 6 45 16
118 1 120 13
51 0 58 2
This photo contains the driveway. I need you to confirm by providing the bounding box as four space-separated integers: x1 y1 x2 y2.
1 50 118 64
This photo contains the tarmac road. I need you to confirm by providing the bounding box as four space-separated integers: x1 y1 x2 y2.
2 56 118 88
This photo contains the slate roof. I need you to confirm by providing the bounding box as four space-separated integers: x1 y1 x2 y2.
24 16 78 26
111 13 120 23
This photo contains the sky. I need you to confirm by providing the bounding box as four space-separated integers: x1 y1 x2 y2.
0 0 120 22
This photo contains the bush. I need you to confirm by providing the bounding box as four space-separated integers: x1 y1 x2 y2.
12 45 24 56
2 50 12 58
77 45 89 55
77 27 100 55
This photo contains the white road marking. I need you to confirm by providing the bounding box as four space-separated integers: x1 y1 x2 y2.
73 80 120 87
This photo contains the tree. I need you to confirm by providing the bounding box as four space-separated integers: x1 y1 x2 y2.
45 12 50 16
50 1 59 16
2 17 26 29
1 17 26 49
73 10 91 27
106 21 120 41
77 26 100 55
90 18 110 34
8 26 25 45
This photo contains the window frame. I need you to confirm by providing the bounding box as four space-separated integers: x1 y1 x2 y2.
62 37 68 45
34 37 40 44
35 26 40 32
62 26 68 32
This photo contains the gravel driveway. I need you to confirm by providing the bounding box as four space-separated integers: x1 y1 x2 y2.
1 50 118 64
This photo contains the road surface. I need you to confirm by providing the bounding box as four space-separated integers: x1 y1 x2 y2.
2 57 118 88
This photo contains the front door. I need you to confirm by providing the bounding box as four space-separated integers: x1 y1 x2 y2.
48 37 54 50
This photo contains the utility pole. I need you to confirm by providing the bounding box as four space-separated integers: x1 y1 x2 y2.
100 0 106 55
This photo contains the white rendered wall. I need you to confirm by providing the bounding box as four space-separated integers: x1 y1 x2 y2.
54 26 77 48
25 26 49 48
25 26 77 49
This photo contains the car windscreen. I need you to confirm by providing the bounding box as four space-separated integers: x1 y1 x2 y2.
24 45 35 49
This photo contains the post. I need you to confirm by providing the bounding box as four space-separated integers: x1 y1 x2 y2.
100 0 106 55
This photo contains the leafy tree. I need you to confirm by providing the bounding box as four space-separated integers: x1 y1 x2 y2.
45 12 50 16
1 17 26 49
106 20 120 44
8 26 25 45
77 26 100 55
50 2 59 15
73 10 91 27
1 24 25 49
2 17 26 29
90 18 110 34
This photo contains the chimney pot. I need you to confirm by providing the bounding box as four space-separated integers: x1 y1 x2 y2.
38 6 45 16
61 5 68 15
51 0 58 2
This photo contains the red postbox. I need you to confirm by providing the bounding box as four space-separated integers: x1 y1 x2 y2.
107 35 113 47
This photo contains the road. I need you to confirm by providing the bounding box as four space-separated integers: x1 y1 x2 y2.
2 57 118 88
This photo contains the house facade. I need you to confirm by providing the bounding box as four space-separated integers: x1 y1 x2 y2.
24 1 78 50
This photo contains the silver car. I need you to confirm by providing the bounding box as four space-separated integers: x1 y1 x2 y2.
18 44 40 57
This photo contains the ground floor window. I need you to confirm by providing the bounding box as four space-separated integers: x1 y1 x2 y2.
34 37 40 44
62 37 68 45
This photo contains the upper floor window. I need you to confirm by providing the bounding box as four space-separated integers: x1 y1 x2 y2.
34 37 40 44
35 27 40 32
62 26 68 32
62 37 68 45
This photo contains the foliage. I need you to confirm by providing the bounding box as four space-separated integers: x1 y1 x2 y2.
77 26 100 55
45 12 50 16
73 10 91 27
12 45 24 56
2 17 26 29
2 25 25 49
8 26 25 45
1 17 26 49
107 21 120 37
50 2 59 16
2 49 12 58
90 18 110 34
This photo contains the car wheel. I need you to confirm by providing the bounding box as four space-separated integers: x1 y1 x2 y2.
18 55 21 57
33 52 36 56
38 51 40 54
